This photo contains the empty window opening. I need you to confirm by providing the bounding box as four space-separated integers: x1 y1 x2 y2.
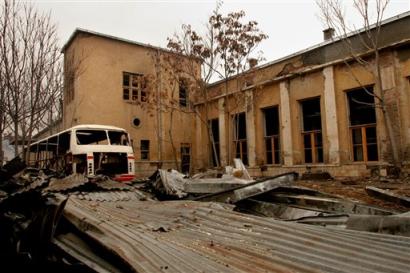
209 118 220 167
94 153 128 176
179 80 188 107
109 131 129 146
263 106 280 165
123 72 145 102
76 130 109 145
180 143 191 174
301 98 323 163
233 112 248 165
140 140 150 160
347 87 378 161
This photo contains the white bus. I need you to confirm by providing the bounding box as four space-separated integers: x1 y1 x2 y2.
27 124 135 181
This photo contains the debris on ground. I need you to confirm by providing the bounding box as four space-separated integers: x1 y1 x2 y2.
1 158 410 272
195 172 297 203
365 186 410 207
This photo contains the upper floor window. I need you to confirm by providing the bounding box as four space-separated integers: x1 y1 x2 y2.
179 79 188 107
123 72 146 102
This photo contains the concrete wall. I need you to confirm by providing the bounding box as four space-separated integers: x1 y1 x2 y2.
197 44 410 178
61 14 410 178
63 33 197 177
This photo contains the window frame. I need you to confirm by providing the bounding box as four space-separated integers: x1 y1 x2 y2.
299 97 324 164
232 112 248 165
122 72 145 103
140 139 150 160
345 86 379 162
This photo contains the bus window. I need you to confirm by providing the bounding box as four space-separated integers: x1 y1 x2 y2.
108 131 129 146
76 130 108 145
59 132 70 154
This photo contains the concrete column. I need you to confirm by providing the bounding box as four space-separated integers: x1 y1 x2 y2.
279 81 293 166
218 98 227 166
323 66 341 164
246 90 256 167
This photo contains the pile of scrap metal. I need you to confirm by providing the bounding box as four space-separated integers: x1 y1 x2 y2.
1 158 410 272
148 160 410 237
0 158 148 272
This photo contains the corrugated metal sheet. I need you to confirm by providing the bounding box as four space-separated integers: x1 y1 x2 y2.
61 195 410 273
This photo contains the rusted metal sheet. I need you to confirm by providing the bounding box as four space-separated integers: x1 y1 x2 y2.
196 172 297 203
47 174 89 192
366 186 410 207
60 197 410 273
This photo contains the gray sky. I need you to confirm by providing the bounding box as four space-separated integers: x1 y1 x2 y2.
36 0 410 64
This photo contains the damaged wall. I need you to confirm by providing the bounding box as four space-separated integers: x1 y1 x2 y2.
62 30 197 177
196 12 410 178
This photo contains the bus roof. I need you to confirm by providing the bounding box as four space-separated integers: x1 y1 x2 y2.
30 124 128 146
70 124 126 131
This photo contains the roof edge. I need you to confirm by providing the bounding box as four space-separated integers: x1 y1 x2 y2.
61 28 173 54
208 10 410 88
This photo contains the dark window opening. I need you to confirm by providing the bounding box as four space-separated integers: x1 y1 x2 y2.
123 88 129 100
140 140 150 160
233 112 248 165
109 131 129 146
94 152 128 176
123 72 145 102
301 98 323 163
181 143 191 174
348 87 376 126
347 87 378 162
179 80 188 107
209 118 220 167
263 106 280 165
76 130 108 145
302 98 322 132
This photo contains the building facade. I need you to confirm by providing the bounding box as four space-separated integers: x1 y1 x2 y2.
196 11 410 177
61 12 410 178
62 29 199 177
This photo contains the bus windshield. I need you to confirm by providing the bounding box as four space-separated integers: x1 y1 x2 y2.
76 130 129 146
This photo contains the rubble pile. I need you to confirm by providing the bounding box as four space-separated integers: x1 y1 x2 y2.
0 158 410 272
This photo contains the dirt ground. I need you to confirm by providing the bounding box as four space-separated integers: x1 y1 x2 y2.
296 178 410 212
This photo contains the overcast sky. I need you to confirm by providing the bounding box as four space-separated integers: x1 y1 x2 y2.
36 0 410 64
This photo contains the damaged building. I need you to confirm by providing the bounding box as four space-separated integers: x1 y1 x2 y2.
50 11 410 178
196 11 410 177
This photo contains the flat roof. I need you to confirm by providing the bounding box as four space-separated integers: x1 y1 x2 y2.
61 28 173 54
208 10 410 87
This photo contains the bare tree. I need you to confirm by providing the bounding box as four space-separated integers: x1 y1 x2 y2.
0 0 63 162
165 2 267 167
316 0 399 166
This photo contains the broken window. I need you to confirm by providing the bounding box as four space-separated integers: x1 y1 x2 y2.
140 140 150 160
76 130 109 145
123 72 145 102
181 143 191 174
233 112 248 165
301 98 323 163
209 118 220 167
179 80 188 107
347 87 378 161
109 131 129 146
263 106 280 164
